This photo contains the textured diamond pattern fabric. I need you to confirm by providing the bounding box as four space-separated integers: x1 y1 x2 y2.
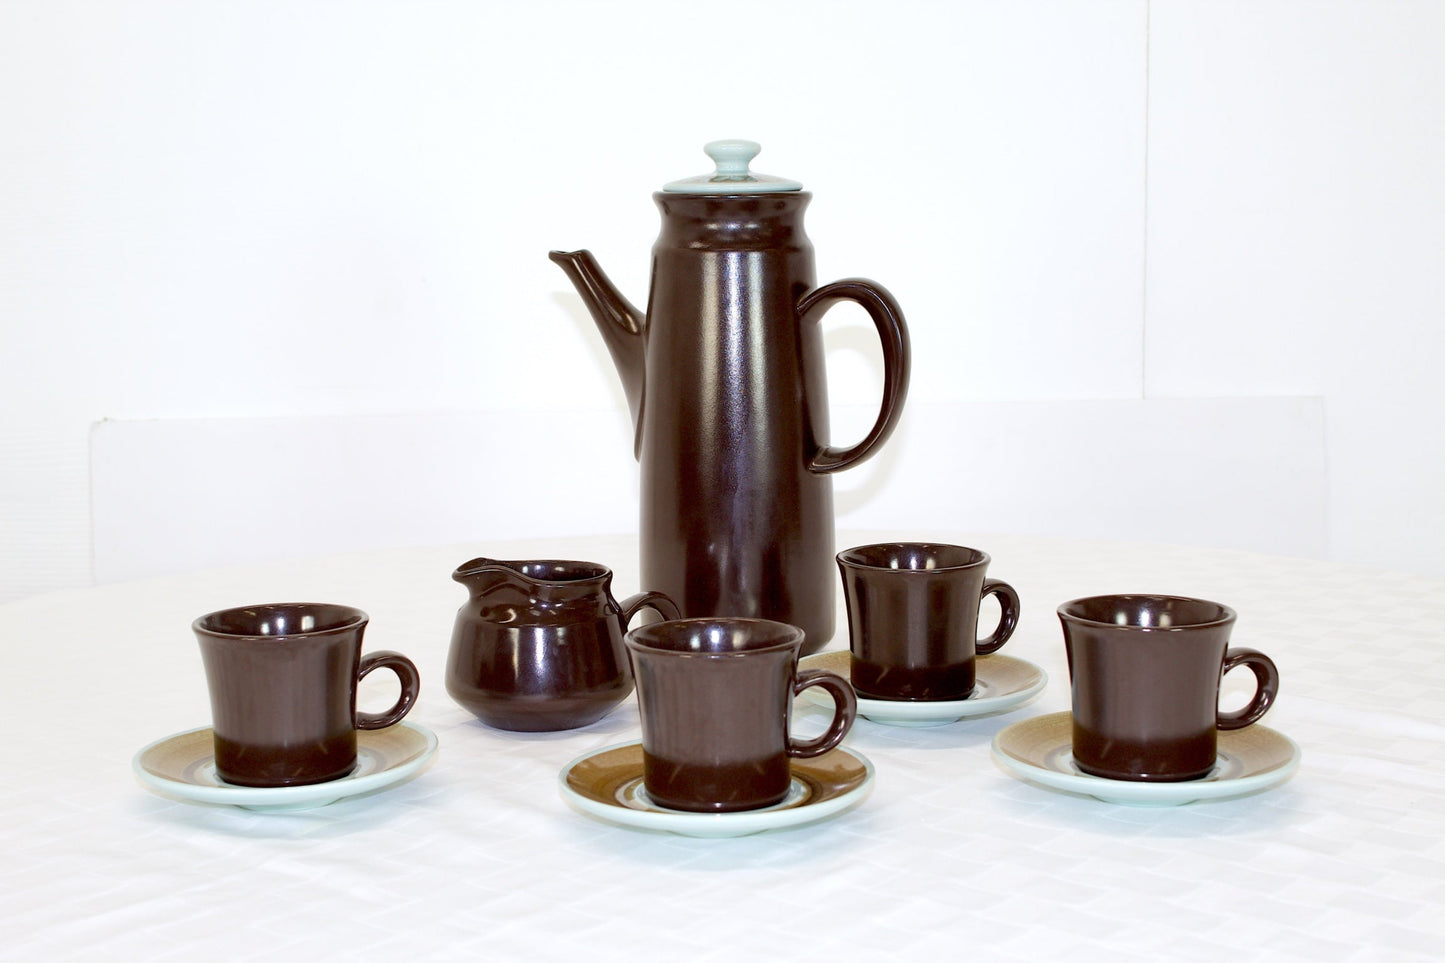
2 533 1442 960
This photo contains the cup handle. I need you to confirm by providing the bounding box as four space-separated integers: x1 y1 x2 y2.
975 578 1020 655
788 669 857 759
1217 647 1280 730
355 650 421 730
617 590 681 627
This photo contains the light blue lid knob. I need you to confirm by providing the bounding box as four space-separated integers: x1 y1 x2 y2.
663 140 803 193
706 140 761 177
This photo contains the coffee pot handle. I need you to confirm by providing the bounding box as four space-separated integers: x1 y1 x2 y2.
799 279 911 474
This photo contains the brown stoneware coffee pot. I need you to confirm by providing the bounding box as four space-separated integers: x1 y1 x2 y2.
445 557 679 731
551 140 911 654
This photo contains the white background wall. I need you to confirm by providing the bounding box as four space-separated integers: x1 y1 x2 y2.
3 0 1442 601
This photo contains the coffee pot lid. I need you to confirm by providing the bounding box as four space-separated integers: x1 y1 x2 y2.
662 140 803 193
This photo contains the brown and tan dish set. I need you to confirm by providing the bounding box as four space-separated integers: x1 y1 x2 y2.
171 141 1283 814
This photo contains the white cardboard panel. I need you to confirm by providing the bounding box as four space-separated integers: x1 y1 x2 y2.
1144 1 1445 574
90 410 640 584
92 397 1325 584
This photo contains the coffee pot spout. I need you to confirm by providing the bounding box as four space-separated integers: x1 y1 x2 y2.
549 249 646 457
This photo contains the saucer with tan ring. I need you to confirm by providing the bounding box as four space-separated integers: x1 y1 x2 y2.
558 741 874 837
991 711 1301 806
798 650 1047 728
133 722 438 812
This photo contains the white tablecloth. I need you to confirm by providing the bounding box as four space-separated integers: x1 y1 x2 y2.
3 532 1443 961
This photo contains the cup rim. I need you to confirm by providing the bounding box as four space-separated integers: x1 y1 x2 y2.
624 617 805 657
1056 594 1235 630
192 602 368 640
836 542 989 572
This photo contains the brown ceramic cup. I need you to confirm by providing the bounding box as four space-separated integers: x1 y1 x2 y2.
624 618 857 813
193 603 421 787
837 543 1020 700
1058 595 1280 782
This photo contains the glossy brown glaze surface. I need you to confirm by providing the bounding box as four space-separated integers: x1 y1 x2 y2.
1058 595 1280 782
837 543 1020 700
446 557 679 731
193 603 421 788
551 177 910 656
625 618 856 812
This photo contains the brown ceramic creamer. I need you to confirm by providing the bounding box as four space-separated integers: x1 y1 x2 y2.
446 557 679 731
552 140 911 654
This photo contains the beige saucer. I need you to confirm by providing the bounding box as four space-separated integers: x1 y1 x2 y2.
558 742 874 837
133 722 438 812
991 712 1301 806
799 649 1047 727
